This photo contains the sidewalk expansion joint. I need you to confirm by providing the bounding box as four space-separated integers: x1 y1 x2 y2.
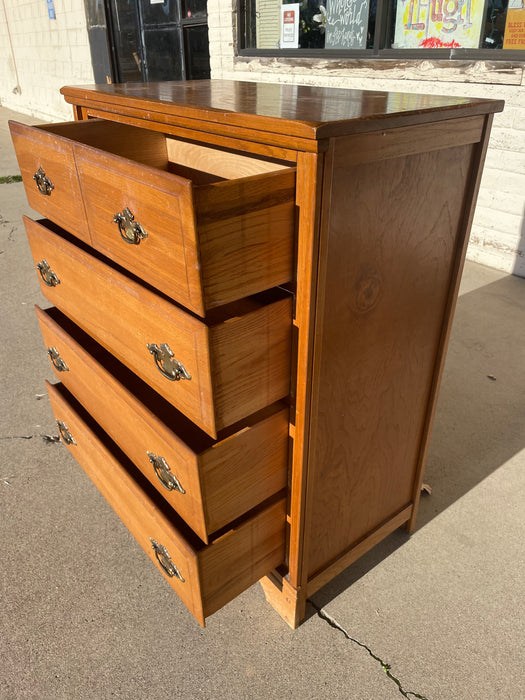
308 599 429 700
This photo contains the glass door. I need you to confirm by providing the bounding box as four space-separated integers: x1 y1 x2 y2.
106 0 210 82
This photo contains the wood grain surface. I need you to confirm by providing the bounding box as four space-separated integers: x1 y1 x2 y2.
60 80 504 142
306 135 477 577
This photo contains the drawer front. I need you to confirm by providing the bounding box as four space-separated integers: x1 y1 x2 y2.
11 118 295 316
9 121 89 242
47 382 286 626
36 306 289 542
76 145 296 315
75 145 203 314
25 217 292 437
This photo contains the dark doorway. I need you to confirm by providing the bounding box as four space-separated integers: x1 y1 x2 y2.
104 0 210 83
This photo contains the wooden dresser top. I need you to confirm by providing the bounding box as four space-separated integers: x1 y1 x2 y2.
61 80 504 143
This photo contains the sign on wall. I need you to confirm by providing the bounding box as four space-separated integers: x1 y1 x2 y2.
47 0 56 20
393 0 485 49
503 1 525 49
326 0 371 49
281 4 300 48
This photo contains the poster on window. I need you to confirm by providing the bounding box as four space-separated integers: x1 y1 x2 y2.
393 0 485 49
325 0 371 49
281 4 300 48
503 1 525 49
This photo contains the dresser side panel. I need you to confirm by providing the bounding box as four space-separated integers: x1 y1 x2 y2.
306 124 479 578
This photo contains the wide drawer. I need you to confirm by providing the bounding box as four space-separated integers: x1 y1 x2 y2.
10 119 296 316
25 217 292 438
37 305 289 543
47 382 286 626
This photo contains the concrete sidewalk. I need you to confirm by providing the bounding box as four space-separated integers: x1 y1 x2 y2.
1 105 523 700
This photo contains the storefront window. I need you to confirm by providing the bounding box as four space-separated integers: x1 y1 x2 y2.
241 0 525 54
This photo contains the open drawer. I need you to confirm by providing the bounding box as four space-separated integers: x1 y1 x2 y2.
37 305 289 543
47 381 286 627
9 119 296 316
25 217 292 438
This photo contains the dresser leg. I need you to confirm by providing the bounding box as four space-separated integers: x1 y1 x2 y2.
260 571 307 629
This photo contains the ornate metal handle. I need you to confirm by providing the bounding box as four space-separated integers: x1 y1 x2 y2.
36 259 60 287
33 166 54 196
147 343 191 382
113 207 148 245
47 347 69 372
56 420 76 445
147 452 185 493
149 538 184 580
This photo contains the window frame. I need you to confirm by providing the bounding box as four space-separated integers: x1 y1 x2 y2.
237 0 525 62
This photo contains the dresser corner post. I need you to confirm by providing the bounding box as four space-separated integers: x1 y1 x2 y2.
260 572 307 629
72 104 88 121
284 148 327 593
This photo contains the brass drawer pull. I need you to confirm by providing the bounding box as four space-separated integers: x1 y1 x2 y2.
56 420 76 445
47 347 69 372
147 343 191 382
33 166 54 196
113 207 148 245
150 538 184 581
147 452 185 493
36 259 60 287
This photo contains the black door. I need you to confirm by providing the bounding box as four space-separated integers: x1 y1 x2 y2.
106 0 210 82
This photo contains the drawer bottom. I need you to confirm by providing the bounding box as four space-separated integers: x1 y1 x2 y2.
47 382 286 626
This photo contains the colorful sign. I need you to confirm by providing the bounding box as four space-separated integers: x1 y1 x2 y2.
503 7 525 49
393 0 484 49
281 4 300 48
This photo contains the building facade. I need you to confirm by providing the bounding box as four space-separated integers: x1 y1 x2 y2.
1 0 524 275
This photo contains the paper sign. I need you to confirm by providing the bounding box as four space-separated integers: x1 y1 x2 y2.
281 4 300 48
150 0 165 4
503 7 525 49
393 0 484 49
47 0 56 20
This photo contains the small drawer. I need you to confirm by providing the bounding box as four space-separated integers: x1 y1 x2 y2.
10 119 296 316
9 120 89 242
36 306 289 543
47 382 286 626
25 217 292 438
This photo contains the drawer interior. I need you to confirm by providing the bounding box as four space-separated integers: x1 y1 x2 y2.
38 119 293 184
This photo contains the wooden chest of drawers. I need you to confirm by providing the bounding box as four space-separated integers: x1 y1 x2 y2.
10 80 503 627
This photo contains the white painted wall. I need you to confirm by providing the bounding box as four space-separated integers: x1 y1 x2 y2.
207 0 525 277
0 0 94 121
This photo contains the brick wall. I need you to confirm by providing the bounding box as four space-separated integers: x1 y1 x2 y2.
207 0 525 278
0 0 94 121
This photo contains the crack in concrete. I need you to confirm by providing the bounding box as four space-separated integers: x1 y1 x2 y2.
0 434 35 440
308 600 429 700
0 434 60 443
